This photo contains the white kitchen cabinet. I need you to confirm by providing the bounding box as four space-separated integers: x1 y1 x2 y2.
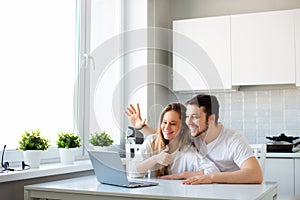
231 10 295 86
265 158 294 199
173 16 231 91
295 159 300 198
295 9 300 87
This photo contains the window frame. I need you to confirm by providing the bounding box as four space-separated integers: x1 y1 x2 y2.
81 0 125 154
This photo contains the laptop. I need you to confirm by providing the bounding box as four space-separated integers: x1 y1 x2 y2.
88 150 158 188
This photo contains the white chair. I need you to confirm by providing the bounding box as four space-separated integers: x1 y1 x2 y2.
250 144 267 175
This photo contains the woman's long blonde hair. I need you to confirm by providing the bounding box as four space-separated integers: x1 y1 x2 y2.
150 102 191 176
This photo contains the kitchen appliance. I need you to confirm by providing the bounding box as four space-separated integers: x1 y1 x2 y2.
126 126 144 144
266 133 300 153
126 126 144 159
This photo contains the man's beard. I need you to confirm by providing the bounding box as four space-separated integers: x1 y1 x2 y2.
193 123 209 138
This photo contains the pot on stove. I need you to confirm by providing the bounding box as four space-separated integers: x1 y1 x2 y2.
266 133 300 153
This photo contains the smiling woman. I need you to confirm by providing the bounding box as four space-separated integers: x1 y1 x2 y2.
126 103 220 178
0 0 79 152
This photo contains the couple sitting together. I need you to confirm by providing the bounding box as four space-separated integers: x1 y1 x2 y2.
125 94 263 185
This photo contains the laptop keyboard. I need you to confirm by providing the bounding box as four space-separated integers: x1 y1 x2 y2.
128 180 158 187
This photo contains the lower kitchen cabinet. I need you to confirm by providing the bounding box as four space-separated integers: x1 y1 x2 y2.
265 158 294 199
295 159 300 198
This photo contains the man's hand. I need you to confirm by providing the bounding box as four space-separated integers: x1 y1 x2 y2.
155 145 172 166
125 103 146 129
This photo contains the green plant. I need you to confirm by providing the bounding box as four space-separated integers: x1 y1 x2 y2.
18 129 50 151
56 132 81 149
89 131 114 147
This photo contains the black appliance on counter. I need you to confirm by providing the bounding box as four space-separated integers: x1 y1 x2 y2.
126 126 144 144
126 126 144 159
266 133 300 153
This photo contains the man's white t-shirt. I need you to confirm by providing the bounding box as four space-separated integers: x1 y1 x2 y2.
193 125 254 172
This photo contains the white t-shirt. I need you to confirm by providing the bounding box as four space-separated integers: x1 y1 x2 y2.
193 125 254 172
130 134 220 178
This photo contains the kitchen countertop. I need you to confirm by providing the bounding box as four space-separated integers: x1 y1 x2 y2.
266 152 300 158
24 176 278 200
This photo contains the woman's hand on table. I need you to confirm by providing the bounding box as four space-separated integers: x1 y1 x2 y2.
182 174 214 184
160 171 204 180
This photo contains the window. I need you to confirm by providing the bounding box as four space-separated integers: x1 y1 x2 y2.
1 0 133 160
84 0 123 148
83 0 149 151
0 0 79 152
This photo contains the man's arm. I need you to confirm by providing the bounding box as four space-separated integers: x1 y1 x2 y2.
125 103 156 137
182 157 263 184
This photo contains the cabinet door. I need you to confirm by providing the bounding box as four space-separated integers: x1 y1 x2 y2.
231 10 295 86
265 158 294 199
173 16 231 91
295 159 300 198
295 9 300 87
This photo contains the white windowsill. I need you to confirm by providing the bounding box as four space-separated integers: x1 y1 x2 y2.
0 159 93 183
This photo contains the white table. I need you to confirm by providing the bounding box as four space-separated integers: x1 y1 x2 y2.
24 175 277 200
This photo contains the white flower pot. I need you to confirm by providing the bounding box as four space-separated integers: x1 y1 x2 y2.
59 148 77 164
23 150 42 168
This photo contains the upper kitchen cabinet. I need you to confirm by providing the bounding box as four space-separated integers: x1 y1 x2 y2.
231 10 295 86
295 9 300 87
173 16 231 91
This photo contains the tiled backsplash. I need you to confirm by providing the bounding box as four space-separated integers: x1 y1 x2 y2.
170 88 300 144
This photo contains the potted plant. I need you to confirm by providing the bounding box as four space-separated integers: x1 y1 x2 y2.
18 129 50 168
89 131 113 150
56 132 81 164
